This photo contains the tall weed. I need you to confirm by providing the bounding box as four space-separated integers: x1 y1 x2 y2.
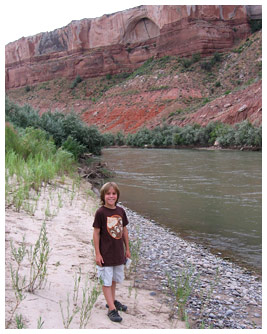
5 125 75 213
7 222 51 328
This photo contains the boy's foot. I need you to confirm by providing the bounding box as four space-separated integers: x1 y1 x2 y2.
106 300 127 312
108 309 122 322
114 300 127 312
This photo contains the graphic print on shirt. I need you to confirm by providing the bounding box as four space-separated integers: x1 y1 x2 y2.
107 215 123 239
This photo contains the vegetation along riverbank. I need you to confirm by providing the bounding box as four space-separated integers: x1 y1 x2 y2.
5 98 262 153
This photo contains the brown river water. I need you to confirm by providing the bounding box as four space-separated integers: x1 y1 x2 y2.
101 148 262 273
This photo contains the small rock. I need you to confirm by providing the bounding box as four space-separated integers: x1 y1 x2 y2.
225 309 234 317
238 105 247 112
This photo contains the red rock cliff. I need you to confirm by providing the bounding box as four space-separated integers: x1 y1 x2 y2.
5 5 260 89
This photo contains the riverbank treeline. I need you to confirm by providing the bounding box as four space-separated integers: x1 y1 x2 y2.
102 121 262 149
6 98 261 159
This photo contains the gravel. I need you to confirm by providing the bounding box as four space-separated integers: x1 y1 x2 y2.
122 204 262 329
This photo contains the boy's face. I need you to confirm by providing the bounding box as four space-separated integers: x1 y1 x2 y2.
104 186 118 208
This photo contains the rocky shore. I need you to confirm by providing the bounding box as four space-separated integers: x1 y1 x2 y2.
122 204 262 329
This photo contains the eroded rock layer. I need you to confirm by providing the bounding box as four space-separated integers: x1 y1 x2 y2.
5 5 260 89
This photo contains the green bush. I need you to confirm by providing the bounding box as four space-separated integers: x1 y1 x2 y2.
5 98 104 157
6 98 41 129
62 136 87 159
180 53 201 70
201 52 222 71
114 131 125 146
233 121 262 147
39 111 65 146
101 132 115 146
116 121 262 149
70 75 83 89
201 61 213 71
249 19 262 33
126 127 152 147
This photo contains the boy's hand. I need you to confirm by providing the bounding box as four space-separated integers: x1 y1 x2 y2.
125 249 131 259
96 254 104 267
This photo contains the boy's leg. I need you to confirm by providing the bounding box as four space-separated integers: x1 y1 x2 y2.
111 281 116 303
102 286 116 311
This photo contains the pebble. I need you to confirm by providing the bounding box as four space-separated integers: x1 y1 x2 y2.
225 309 234 317
122 204 262 329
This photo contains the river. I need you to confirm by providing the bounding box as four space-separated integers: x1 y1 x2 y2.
101 148 262 273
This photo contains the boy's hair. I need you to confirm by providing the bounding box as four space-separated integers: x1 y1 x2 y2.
100 182 120 206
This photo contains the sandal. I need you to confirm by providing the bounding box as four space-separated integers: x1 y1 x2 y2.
106 300 127 312
108 309 122 322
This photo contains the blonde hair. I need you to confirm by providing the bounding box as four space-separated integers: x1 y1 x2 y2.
100 182 120 206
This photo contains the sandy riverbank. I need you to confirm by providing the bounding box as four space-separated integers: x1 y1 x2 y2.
5 178 186 329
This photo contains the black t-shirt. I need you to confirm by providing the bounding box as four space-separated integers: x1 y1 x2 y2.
93 206 129 266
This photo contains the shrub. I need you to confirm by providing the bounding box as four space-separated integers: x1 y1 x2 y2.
5 98 105 157
114 131 125 146
6 98 41 129
122 121 262 149
181 58 193 69
249 19 262 33
130 57 155 77
192 53 201 63
180 53 201 70
217 128 235 147
233 120 262 147
126 127 152 147
40 111 65 146
212 52 222 63
62 136 87 159
201 61 213 71
101 132 115 146
205 122 230 145
70 75 83 89
201 52 222 71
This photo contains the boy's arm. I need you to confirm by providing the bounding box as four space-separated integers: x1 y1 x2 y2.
93 227 104 266
123 226 131 258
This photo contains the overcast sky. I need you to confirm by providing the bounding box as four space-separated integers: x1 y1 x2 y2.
2 0 180 45
2 0 259 46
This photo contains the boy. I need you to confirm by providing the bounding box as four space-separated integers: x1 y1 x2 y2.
93 182 131 322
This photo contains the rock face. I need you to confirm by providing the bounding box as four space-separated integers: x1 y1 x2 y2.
5 5 261 89
81 80 262 133
174 81 262 128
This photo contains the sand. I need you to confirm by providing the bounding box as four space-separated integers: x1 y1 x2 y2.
5 178 186 329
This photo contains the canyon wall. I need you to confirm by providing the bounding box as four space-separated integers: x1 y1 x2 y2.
5 5 261 89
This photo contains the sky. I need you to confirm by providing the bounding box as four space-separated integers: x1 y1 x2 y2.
2 0 179 45
2 0 260 45
2 0 141 45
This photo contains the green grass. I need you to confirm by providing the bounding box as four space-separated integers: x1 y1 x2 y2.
5 124 75 213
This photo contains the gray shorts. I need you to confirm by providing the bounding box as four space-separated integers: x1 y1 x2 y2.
96 265 124 286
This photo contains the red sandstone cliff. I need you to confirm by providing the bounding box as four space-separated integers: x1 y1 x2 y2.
5 5 262 132
5 5 261 89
